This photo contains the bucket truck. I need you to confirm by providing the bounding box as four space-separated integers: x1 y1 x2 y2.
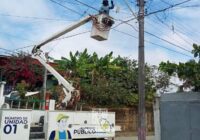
0 14 116 140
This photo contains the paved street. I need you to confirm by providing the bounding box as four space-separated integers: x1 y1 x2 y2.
115 136 154 140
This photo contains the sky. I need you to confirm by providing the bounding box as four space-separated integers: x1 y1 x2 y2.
0 0 200 65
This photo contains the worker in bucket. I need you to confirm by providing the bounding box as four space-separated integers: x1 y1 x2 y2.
99 0 115 15
49 114 72 140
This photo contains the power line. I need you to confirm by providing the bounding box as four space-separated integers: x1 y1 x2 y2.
145 40 193 58
172 4 200 10
171 15 200 39
123 0 137 18
55 30 90 40
62 0 81 6
145 31 191 53
119 18 192 54
153 15 193 46
160 0 173 6
74 0 98 12
53 0 138 32
146 0 193 16
145 17 194 49
78 0 97 18
0 13 72 22
0 47 13 52
49 0 83 16
0 47 19 55
1 23 193 59
112 29 193 58
0 32 34 42
9 31 89 52
124 0 193 23
0 50 13 56
14 45 34 51
55 0 139 32
1 0 195 59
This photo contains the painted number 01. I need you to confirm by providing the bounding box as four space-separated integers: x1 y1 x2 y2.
4 125 17 134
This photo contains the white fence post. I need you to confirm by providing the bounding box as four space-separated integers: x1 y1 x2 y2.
0 81 6 107
154 94 161 140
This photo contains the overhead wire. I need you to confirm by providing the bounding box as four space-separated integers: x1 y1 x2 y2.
145 17 194 50
6 30 90 52
55 30 90 41
49 0 83 16
122 0 137 18
14 45 34 51
124 0 194 23
0 13 72 22
0 32 34 42
168 15 200 44
160 0 172 6
41 0 194 58
144 31 191 53
74 0 99 12
68 0 139 29
171 15 200 36
121 0 194 54
117 17 193 54
0 47 20 55
2 0 195 59
0 0 89 54
153 15 193 46
171 4 200 10
145 0 193 16
112 28 193 58
78 0 97 18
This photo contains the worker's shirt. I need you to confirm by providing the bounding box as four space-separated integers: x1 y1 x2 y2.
99 3 114 15
59 131 66 139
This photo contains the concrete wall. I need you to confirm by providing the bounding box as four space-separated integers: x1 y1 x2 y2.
109 107 154 133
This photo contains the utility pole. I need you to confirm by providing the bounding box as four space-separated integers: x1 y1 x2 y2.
138 0 146 140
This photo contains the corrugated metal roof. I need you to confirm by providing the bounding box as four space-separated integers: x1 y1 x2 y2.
161 92 200 102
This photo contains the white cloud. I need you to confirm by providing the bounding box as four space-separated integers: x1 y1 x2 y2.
162 31 193 51
0 0 197 66
0 0 52 17
145 48 170 65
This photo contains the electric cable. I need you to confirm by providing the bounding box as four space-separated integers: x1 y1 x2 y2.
112 29 193 58
0 13 72 22
146 0 193 16
145 31 191 53
74 0 99 12
153 15 193 46
49 0 83 16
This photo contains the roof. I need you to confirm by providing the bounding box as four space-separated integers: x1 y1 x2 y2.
161 92 200 102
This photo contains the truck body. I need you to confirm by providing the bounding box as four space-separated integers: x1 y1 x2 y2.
0 14 115 140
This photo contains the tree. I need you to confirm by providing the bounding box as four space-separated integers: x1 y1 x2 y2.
55 50 156 107
159 44 200 92
0 52 44 89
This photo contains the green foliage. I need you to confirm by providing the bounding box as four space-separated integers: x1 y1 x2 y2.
159 44 200 92
192 44 200 59
16 80 29 99
55 49 156 107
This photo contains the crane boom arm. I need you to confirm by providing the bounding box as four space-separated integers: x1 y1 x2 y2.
32 16 92 54
34 55 74 92
32 16 93 106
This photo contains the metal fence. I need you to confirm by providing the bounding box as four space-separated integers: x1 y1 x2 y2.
5 99 45 110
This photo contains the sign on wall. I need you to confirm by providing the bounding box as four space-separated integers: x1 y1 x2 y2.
0 109 31 140
47 111 115 139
